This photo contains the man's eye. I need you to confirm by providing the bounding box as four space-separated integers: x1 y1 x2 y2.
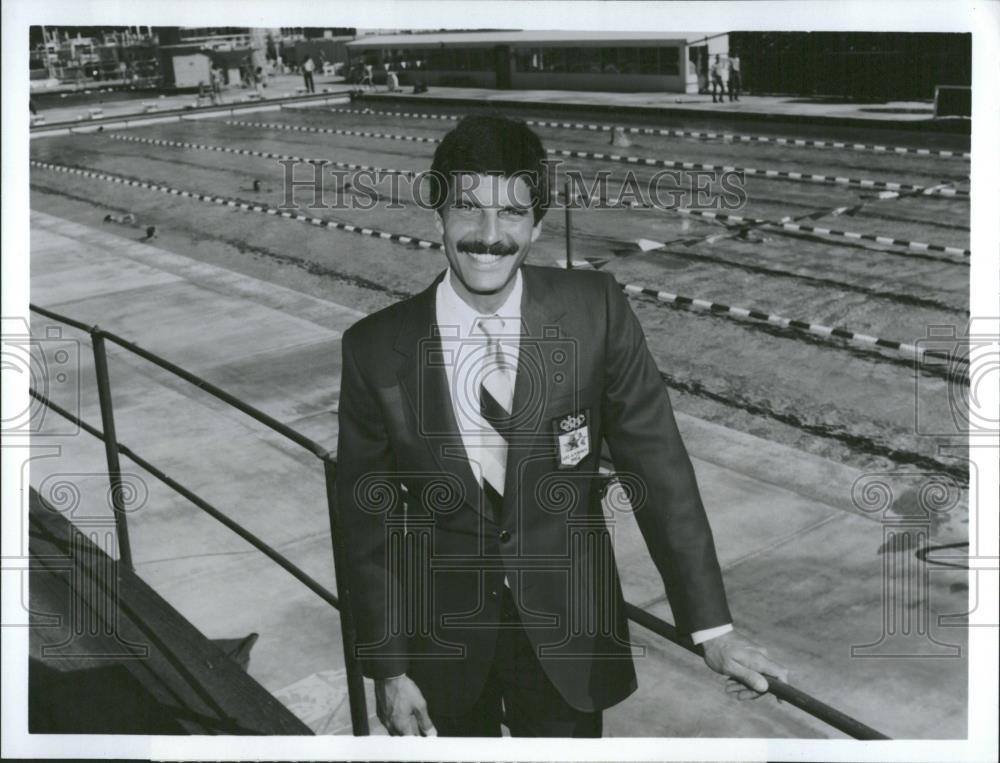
453 201 476 211
500 208 529 218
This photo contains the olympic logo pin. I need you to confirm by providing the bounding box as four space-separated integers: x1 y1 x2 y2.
551 409 591 469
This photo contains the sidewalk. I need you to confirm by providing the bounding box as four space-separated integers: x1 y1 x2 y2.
361 87 969 136
31 73 354 127
27 210 967 738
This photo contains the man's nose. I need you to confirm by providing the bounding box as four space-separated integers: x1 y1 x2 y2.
478 210 501 243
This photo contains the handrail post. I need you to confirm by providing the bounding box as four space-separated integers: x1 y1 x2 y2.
322 458 370 735
91 329 135 571
564 179 573 269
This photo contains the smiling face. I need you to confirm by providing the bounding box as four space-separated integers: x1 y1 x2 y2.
434 172 543 313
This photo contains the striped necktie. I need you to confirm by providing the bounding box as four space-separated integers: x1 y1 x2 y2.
476 315 515 522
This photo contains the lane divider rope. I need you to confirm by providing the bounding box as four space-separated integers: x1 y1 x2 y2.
221 118 968 198
29 158 968 370
107 132 415 177
29 159 436 249
654 207 971 259
96 132 967 307
97 132 972 260
328 105 972 160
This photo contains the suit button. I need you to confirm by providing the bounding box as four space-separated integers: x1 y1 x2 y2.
489 590 499 598
499 529 511 543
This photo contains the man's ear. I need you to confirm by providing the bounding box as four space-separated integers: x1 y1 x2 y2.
433 210 445 238
530 220 543 243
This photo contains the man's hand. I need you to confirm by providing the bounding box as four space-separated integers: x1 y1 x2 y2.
374 674 437 736
701 630 789 702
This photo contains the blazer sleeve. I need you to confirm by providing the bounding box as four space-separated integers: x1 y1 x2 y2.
335 327 409 679
600 275 732 636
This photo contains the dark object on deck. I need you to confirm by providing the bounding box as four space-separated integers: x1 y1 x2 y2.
144 225 157 240
934 86 971 118
252 178 262 192
104 212 137 226
210 633 260 673
27 488 311 735
413 82 429 94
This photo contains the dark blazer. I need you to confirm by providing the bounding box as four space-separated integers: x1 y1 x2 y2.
335 264 731 716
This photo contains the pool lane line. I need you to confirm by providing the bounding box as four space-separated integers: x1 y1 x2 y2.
107 132 416 178
29 157 970 374
328 105 971 160
96 132 965 314
111 130 971 261
221 118 969 198
644 208 971 260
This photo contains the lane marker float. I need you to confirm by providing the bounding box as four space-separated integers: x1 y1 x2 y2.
29 158 969 371
328 105 972 160
661 208 971 259
108 132 415 177
97 132 966 310
221 118 969 198
97 132 972 260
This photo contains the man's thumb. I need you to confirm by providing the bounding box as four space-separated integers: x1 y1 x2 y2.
415 703 437 736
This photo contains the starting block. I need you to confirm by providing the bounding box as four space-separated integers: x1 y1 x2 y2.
142 101 159 113
88 107 104 119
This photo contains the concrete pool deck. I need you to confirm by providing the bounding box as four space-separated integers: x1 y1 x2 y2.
26 209 968 738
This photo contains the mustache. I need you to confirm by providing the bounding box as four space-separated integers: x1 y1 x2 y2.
456 239 520 256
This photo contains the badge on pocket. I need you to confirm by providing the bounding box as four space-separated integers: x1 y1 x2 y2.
552 409 591 469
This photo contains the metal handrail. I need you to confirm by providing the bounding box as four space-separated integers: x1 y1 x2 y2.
28 302 890 740
27 303 368 735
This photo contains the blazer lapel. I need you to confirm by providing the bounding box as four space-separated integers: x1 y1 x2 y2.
396 270 488 523
502 266 568 516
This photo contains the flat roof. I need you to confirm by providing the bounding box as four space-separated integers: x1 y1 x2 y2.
347 30 717 49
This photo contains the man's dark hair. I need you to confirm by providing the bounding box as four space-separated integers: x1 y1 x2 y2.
428 114 550 223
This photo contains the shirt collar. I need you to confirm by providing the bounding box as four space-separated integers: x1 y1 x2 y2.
437 267 523 335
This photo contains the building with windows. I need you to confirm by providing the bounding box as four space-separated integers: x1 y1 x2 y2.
346 31 728 92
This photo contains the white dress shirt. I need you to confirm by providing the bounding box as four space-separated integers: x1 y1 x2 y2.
433 267 732 646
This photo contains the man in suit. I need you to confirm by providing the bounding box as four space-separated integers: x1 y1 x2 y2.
336 114 788 737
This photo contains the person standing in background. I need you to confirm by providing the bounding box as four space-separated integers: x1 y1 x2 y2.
361 62 375 91
209 67 223 105
728 53 742 101
710 54 727 103
302 55 316 93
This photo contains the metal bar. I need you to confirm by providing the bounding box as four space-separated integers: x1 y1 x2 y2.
28 388 342 614
322 459 370 736
30 302 95 333
28 304 329 460
91 330 134 570
624 603 891 740
99 328 330 459
564 179 573 269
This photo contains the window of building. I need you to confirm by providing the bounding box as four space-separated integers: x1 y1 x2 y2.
427 48 450 70
659 46 680 75
639 47 659 74
514 48 534 71
545 48 567 72
599 47 619 74
468 48 488 71
579 47 602 73
618 48 639 74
